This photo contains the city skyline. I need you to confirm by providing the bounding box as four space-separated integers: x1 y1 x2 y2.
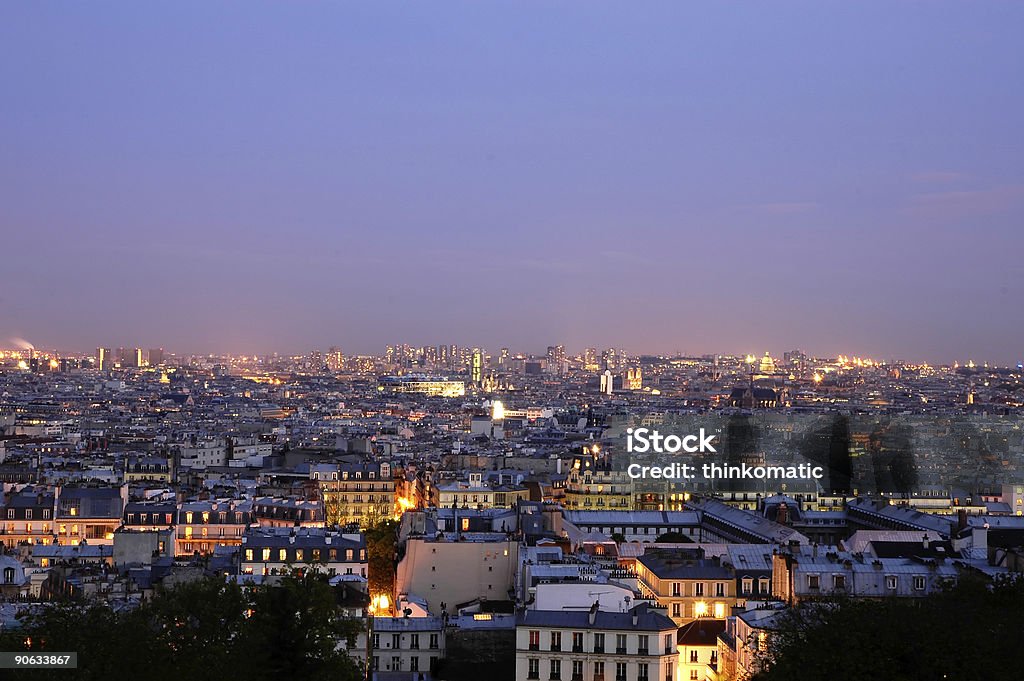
1 336 1014 369
3 3 1024 363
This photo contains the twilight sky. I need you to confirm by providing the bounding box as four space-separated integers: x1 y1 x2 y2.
2 2 1023 363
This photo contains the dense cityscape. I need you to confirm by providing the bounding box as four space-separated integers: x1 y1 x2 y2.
1 341 1022 679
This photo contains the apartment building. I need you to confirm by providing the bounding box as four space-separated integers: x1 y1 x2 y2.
515 603 678 681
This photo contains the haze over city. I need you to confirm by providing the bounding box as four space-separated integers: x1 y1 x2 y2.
3 2 1023 363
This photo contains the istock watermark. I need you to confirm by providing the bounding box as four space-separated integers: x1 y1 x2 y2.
626 427 717 453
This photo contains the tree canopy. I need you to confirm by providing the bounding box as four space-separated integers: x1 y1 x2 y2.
752 575 1024 681
0 571 363 681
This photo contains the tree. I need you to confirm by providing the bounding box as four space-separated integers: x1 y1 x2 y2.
752 576 1024 681
365 519 399 602
0 571 363 681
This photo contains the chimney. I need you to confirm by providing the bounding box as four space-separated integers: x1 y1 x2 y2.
972 524 989 555
812 543 818 559
588 601 598 626
631 608 639 627
922 534 929 550
957 508 968 534
777 502 789 526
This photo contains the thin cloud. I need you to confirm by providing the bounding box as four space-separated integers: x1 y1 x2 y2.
911 171 969 184
733 202 819 216
907 184 1024 217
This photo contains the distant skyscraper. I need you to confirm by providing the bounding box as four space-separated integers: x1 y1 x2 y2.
584 347 598 371
308 349 324 373
600 370 614 396
115 347 143 368
96 348 111 370
326 347 344 372
471 348 483 385
547 345 566 376
148 348 165 366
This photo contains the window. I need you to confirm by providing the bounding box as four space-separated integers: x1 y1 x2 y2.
429 633 439 649
672 603 681 618
742 578 753 594
672 582 681 597
593 661 605 681
528 659 539 680
245 549 253 561
261 548 271 561
833 574 846 590
886 576 898 590
572 632 583 652
593 633 605 653
529 630 540 651
410 657 419 672
694 582 704 597
571 660 584 681
637 634 649 655
615 634 627 655
715 582 725 597
392 634 401 649
664 633 673 655
410 634 419 649
279 549 287 561
807 574 820 589
372 634 379 649
3 567 14 583
759 578 770 594
550 631 562 652
5 510 12 520
25 509 32 520
690 670 699 680
295 549 304 561
714 602 726 619
615 662 627 681
913 576 926 591
638 663 649 681
549 659 561 681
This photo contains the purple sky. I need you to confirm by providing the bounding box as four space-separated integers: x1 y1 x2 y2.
2 2 1023 363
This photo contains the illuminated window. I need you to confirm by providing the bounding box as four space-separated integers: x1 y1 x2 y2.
279 549 287 561
694 601 708 617
713 602 726 618
262 548 271 561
